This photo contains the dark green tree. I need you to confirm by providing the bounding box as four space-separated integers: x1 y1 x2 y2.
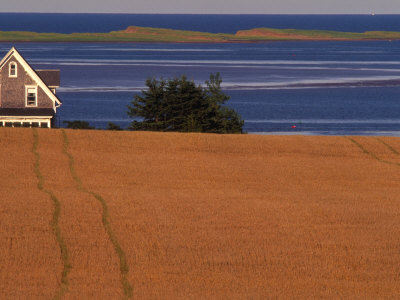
127 73 244 133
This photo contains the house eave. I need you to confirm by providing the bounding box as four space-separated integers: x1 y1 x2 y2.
0 115 53 119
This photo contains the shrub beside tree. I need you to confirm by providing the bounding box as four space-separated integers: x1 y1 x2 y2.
107 122 123 130
63 121 123 130
127 73 244 133
63 120 95 129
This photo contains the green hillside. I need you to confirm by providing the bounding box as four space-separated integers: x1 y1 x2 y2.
1 26 400 42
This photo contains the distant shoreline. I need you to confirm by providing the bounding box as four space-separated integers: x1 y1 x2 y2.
1 26 400 43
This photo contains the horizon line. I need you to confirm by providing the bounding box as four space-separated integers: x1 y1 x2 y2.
1 12 399 15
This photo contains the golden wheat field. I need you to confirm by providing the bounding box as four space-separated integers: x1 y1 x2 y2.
1 128 400 299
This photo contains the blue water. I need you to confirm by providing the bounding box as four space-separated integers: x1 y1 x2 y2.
1 13 400 34
1 14 400 136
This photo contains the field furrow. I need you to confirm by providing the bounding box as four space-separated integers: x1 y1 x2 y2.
0 128 62 299
379 136 400 152
376 137 400 155
36 129 123 299
346 136 400 167
66 131 400 299
32 128 71 299
61 129 133 299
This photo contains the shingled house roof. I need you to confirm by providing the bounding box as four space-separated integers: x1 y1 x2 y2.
36 70 60 87
0 108 55 116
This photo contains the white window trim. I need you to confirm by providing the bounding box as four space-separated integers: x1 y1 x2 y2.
0 117 52 128
9 61 17 78
25 85 38 107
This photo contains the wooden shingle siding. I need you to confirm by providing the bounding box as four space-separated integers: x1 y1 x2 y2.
0 59 54 109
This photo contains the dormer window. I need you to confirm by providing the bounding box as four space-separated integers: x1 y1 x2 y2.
9 62 17 77
26 86 37 107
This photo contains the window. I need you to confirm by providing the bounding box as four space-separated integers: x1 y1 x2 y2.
26 86 37 107
9 62 17 77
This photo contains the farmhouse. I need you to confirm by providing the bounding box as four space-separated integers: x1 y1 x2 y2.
0 47 61 128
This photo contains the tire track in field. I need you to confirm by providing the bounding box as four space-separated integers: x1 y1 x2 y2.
32 128 71 300
376 138 400 155
345 137 400 167
61 129 133 299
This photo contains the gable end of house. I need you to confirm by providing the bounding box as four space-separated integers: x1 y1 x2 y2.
0 47 62 128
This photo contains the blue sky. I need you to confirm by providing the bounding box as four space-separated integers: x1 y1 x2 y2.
1 0 400 14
